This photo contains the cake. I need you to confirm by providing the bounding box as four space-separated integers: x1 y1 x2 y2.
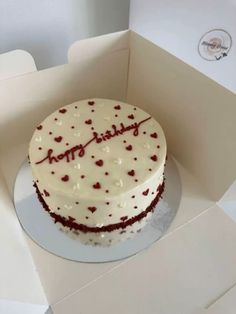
29 99 166 245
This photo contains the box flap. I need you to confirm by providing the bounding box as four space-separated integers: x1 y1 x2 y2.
51 205 236 314
68 30 130 63
0 50 37 80
0 50 47 306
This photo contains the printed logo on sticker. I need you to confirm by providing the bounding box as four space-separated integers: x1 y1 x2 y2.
198 29 232 61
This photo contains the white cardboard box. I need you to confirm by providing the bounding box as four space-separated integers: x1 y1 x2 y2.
0 30 236 314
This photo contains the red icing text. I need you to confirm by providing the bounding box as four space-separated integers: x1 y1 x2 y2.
35 117 151 165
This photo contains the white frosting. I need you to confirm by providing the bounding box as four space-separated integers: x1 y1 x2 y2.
29 99 166 229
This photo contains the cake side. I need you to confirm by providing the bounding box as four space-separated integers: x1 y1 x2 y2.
34 180 165 233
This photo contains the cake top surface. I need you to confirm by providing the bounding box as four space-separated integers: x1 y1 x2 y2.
29 99 166 200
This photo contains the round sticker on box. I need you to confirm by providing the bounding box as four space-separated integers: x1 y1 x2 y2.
198 29 232 61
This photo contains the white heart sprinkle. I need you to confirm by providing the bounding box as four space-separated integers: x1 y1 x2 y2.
73 131 80 137
96 223 104 227
56 120 62 126
73 183 80 190
35 136 42 142
102 146 110 153
73 112 80 117
114 158 122 165
144 143 150 149
74 163 81 169
118 202 126 208
103 116 111 121
115 179 123 187
64 204 72 210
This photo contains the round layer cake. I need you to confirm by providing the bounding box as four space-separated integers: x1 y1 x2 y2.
29 98 166 237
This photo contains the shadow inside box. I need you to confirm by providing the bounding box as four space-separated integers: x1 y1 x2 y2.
14 155 181 263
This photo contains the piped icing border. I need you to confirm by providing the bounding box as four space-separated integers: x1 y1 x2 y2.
33 181 165 233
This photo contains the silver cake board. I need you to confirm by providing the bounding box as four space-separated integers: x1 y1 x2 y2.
14 156 181 263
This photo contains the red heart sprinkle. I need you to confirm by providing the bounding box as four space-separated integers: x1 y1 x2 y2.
128 114 134 119
128 170 135 176
43 189 50 197
59 108 67 114
142 189 149 196
85 119 92 124
88 206 97 213
150 155 158 161
150 132 158 138
114 105 121 110
120 216 128 221
126 145 132 151
95 160 104 167
88 101 95 106
61 175 69 182
93 182 101 189
54 136 63 143
37 125 43 130
95 137 102 143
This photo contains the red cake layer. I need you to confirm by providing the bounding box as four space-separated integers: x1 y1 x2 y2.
33 181 165 233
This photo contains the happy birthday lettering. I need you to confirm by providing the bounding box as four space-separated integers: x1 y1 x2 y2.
35 116 151 165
